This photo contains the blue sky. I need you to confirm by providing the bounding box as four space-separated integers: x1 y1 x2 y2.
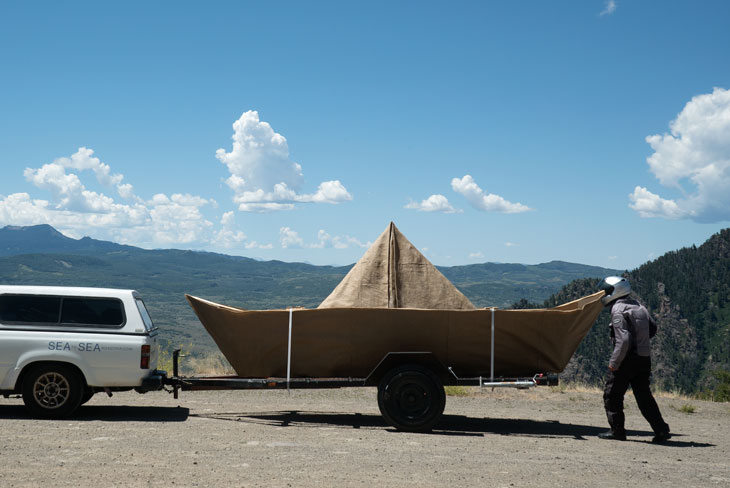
1 1 729 270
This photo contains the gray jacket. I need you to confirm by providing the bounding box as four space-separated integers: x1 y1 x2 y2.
608 298 657 369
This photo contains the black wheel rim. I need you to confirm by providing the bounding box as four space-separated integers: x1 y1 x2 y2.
386 374 435 424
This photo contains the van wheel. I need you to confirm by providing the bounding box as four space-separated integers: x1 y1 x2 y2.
22 364 84 419
377 364 446 432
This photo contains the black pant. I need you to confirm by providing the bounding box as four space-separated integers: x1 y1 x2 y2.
603 354 669 435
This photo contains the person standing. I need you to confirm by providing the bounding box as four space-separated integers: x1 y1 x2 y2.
597 276 671 443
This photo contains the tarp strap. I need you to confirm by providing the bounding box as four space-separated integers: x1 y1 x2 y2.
387 223 399 308
490 307 495 384
287 307 293 394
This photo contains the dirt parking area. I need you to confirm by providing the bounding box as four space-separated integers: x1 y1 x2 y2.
1 386 728 487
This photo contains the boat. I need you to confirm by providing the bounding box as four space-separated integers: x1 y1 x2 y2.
186 223 604 379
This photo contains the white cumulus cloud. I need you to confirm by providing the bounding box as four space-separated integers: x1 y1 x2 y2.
405 194 461 213
213 211 248 249
246 241 273 250
629 87 730 223
628 186 688 220
55 147 124 187
312 229 369 249
280 227 368 249
1 148 222 247
217 111 352 212
600 0 617 16
279 226 305 248
451 175 532 213
22 147 141 214
301 180 352 204
216 111 303 191
1 146 358 253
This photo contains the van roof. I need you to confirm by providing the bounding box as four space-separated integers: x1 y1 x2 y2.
0 285 138 298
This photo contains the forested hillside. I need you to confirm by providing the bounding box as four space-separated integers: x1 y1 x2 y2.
631 228 730 393
538 229 730 396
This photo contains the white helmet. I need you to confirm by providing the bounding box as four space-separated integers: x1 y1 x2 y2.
598 276 631 306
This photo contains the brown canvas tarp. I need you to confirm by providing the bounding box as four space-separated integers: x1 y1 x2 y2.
318 222 475 310
186 291 604 379
187 222 604 379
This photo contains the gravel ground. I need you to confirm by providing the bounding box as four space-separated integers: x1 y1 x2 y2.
1 386 728 487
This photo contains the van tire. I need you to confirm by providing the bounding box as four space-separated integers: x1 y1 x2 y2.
80 388 95 405
21 364 84 419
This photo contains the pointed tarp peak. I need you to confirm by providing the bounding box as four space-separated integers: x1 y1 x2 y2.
318 222 475 309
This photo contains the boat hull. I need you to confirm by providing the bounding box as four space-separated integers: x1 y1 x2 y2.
186 292 604 379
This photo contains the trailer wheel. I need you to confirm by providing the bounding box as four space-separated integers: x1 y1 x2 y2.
377 364 446 432
21 364 84 419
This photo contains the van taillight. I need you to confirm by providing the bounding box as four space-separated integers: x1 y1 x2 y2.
140 345 151 369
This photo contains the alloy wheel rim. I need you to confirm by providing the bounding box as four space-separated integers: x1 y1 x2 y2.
33 372 70 409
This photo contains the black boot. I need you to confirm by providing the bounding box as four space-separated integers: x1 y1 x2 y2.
598 430 626 441
652 428 672 444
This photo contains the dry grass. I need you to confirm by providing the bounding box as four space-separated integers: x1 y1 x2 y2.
554 382 697 401
444 385 473 397
654 388 696 401
550 382 603 394
186 351 236 376
157 346 235 376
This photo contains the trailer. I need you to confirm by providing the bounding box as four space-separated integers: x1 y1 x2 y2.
166 224 602 432
166 349 559 432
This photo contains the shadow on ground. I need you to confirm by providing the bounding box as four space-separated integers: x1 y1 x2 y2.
189 410 713 447
0 403 189 422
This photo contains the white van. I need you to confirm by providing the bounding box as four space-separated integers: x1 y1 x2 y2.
0 286 164 418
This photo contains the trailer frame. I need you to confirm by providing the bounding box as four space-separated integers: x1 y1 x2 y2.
164 349 559 432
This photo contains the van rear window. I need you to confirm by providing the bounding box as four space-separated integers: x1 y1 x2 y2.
61 298 124 326
0 295 125 327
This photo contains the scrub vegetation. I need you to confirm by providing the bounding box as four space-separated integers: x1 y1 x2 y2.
679 404 697 414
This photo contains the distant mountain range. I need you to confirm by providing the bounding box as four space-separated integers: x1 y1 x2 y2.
0 224 139 256
0 224 621 353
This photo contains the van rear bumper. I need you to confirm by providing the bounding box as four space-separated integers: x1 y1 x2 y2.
135 370 167 393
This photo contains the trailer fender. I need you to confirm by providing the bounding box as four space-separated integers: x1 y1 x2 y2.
364 352 455 387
